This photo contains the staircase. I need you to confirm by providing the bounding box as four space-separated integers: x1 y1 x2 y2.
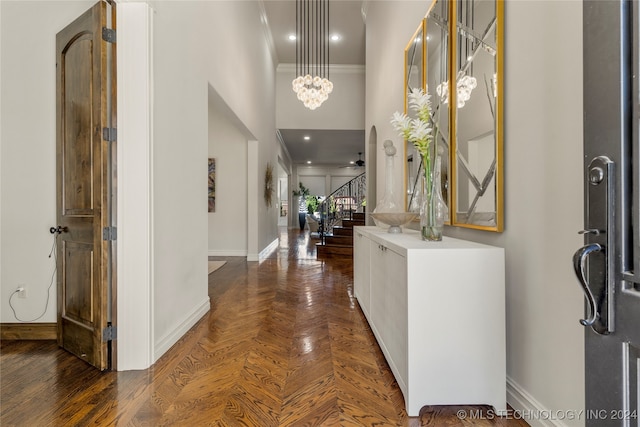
313 173 366 260
316 212 365 259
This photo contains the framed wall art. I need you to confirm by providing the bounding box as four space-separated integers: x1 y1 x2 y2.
208 158 216 212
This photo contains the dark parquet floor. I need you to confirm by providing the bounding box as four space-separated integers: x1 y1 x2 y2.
1 227 528 426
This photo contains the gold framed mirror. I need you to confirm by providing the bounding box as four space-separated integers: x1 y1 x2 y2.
404 0 503 232
450 0 504 231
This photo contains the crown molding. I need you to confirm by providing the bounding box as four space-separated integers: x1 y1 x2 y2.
361 1 369 22
257 0 279 67
276 130 293 165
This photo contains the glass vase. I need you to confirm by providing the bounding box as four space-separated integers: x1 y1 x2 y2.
420 155 447 241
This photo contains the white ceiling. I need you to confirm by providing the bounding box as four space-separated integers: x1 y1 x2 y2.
262 0 366 65
278 129 365 167
262 0 367 166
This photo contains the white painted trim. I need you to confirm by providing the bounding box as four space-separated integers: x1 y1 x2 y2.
360 1 369 21
507 376 567 427
116 2 154 371
208 250 247 257
258 238 279 261
247 140 259 261
153 297 210 363
257 0 278 65
276 130 292 166
0 1 3 314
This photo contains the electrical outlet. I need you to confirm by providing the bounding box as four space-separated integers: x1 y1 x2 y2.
16 286 26 299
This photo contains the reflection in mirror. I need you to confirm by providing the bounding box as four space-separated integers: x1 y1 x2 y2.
404 20 424 211
452 0 503 230
425 0 450 216
405 2 451 216
405 20 424 119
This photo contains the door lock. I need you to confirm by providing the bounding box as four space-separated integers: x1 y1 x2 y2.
49 226 68 234
588 166 605 184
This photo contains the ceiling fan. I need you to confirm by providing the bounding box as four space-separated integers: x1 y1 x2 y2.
341 152 365 168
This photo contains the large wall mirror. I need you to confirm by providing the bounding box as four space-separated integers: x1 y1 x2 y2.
451 0 503 231
404 0 503 231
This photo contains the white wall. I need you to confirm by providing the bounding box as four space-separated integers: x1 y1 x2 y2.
366 1 585 426
295 165 362 196
208 88 248 256
149 0 210 357
330 175 356 194
0 0 96 323
276 65 365 130
148 0 281 356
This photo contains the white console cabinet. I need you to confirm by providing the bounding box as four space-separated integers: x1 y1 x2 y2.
353 226 506 416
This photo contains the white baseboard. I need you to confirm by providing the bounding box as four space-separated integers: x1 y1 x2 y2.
208 249 247 257
507 376 568 427
153 297 210 363
258 238 279 261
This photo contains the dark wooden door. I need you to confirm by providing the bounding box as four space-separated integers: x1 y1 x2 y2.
55 1 116 371
580 1 640 424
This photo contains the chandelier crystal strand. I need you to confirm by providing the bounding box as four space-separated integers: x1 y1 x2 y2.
292 0 333 110
435 75 477 108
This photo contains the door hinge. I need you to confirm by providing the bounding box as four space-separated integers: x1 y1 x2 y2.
102 27 116 43
102 127 117 142
102 226 117 241
102 325 117 342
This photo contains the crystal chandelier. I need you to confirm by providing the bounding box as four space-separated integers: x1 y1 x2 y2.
291 0 333 110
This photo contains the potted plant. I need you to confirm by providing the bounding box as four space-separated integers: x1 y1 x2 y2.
292 182 310 230
306 195 320 216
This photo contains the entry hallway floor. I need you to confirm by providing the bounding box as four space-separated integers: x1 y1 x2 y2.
1 227 528 426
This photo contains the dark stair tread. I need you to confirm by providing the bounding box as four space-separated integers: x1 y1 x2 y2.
342 219 366 228
316 243 353 259
332 226 354 236
324 235 353 247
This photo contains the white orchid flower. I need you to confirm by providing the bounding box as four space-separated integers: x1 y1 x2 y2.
408 88 432 122
391 87 435 166
390 111 412 140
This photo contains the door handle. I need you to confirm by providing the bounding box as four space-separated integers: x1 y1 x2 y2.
572 243 602 327
49 226 68 234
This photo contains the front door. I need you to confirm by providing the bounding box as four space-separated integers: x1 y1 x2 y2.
55 1 116 371
579 1 640 425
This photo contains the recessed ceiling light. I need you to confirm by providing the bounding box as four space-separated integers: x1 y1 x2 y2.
414 37 421 43
350 161 355 164
331 34 341 42
303 136 310 141
288 34 296 41
426 35 431 41
467 55 473 61
307 161 312 164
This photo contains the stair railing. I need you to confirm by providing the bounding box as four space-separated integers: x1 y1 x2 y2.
318 172 366 242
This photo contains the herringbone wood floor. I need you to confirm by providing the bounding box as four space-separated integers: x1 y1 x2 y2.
1 228 528 426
